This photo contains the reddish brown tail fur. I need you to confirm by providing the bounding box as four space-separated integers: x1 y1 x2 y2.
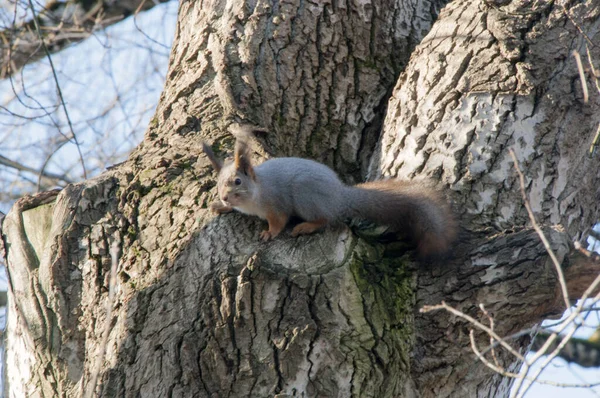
344 180 457 258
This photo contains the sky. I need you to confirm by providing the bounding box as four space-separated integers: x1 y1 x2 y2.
524 358 600 398
0 0 178 213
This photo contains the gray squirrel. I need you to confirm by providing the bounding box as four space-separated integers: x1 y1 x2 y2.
202 132 456 258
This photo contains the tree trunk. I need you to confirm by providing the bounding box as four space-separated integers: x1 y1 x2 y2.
2 1 599 397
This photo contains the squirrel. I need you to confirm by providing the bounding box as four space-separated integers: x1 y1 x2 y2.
202 133 456 258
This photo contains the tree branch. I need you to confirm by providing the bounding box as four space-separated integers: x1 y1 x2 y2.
531 331 600 368
0 153 73 184
0 0 172 78
564 247 600 298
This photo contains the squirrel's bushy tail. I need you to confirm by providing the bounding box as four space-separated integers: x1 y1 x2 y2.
345 180 457 258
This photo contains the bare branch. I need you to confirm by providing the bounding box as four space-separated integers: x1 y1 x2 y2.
573 50 589 103
0 153 72 184
531 331 600 368
470 330 600 388
479 304 501 367
26 0 87 179
1 0 173 78
515 314 588 397
420 301 525 361
509 149 571 311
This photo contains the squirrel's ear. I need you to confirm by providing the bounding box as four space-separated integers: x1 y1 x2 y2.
234 139 255 179
202 142 223 172
229 123 269 139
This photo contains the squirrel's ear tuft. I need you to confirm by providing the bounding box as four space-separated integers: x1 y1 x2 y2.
234 139 255 179
202 142 223 172
230 123 268 139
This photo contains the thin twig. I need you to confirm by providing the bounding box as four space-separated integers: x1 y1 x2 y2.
479 304 500 367
36 137 71 191
0 153 73 183
512 289 600 397
573 50 589 103
469 328 520 376
421 301 525 361
515 293 600 398
508 149 570 311
561 5 596 48
589 123 600 158
26 0 88 179
423 275 600 397
587 45 600 94
469 330 600 388
133 0 171 49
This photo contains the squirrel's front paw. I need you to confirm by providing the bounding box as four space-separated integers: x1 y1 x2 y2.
260 230 273 241
210 201 233 214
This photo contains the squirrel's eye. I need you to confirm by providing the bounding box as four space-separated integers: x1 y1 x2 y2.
234 178 242 186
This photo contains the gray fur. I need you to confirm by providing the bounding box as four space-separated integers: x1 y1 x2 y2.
254 158 347 221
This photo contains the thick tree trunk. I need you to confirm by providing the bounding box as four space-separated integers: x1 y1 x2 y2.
2 1 599 397
380 0 600 396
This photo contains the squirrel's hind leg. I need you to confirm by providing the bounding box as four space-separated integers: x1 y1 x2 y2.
260 210 289 241
291 218 328 237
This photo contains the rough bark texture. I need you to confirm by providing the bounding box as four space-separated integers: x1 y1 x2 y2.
372 0 600 235
1 0 600 397
0 0 171 78
380 0 600 396
154 0 447 180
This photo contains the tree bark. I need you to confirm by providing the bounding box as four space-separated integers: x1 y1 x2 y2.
2 0 600 397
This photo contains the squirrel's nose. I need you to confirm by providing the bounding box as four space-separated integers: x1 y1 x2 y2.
222 195 229 202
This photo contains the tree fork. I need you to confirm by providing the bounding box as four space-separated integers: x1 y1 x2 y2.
2 0 600 397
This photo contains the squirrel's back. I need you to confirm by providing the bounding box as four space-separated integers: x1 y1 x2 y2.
255 158 347 222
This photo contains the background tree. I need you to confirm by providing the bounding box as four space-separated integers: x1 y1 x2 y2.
1 1 600 398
